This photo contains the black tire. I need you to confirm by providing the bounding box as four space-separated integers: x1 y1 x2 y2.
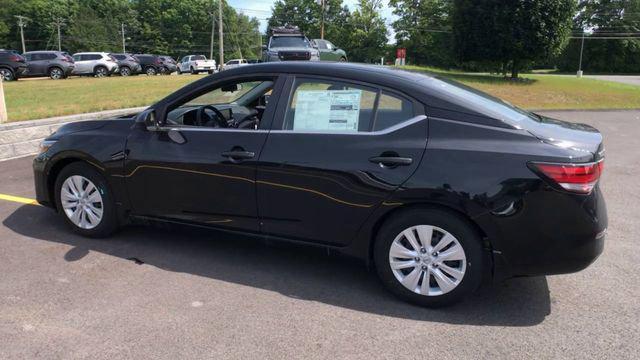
54 162 119 238
0 67 15 81
339 57 347 62
190 66 197 75
119 66 131 76
94 66 108 78
373 208 484 307
177 68 182 75
145 66 157 76
48 66 64 80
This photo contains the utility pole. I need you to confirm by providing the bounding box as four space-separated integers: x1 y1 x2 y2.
577 30 586 78
53 18 65 52
320 0 326 39
218 0 224 68
209 11 215 60
120 23 126 53
15 16 30 53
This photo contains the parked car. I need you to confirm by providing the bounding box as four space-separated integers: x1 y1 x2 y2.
177 55 216 74
133 54 163 76
22 51 75 80
312 39 347 62
33 62 607 307
262 26 320 62
110 53 142 76
223 58 248 70
0 50 27 81
247 59 262 64
71 52 118 77
158 56 178 74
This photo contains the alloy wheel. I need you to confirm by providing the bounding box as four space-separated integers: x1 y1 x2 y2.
388 225 467 296
120 67 130 76
60 175 104 230
147 67 156 76
0 68 13 81
50 68 63 80
95 67 108 77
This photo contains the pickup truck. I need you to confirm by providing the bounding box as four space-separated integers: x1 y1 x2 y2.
177 55 217 74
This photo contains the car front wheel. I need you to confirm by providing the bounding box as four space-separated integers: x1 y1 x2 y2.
120 66 131 76
49 67 64 80
94 66 108 78
54 162 118 238
374 208 484 307
0 68 15 81
146 67 157 76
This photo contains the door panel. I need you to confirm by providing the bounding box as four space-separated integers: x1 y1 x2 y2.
256 118 427 245
124 128 269 232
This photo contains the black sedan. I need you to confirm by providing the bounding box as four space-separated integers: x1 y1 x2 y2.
33 62 607 307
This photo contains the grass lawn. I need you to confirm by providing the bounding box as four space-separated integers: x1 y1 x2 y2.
3 75 203 122
2 67 639 122
401 65 640 110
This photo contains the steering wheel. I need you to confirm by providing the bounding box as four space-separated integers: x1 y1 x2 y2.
196 105 228 128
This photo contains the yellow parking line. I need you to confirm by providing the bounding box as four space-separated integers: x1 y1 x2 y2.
0 193 39 206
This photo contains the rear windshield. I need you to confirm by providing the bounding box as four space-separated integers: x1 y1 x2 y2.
270 36 311 48
193 55 206 60
428 76 541 127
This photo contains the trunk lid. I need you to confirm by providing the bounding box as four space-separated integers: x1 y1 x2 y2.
524 114 605 162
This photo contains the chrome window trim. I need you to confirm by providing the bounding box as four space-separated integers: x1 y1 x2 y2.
269 115 427 136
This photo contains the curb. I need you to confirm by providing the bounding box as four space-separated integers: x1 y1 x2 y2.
0 107 145 161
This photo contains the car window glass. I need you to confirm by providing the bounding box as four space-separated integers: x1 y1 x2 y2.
325 41 334 50
72 55 81 61
373 92 415 131
316 40 327 50
193 55 206 60
25 54 33 61
46 53 57 60
283 79 377 133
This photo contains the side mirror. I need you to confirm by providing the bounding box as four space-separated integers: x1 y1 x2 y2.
135 108 161 130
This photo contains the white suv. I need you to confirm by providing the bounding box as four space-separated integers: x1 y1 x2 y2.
71 52 119 77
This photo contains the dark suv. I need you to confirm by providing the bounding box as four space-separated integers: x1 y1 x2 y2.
110 53 142 76
158 56 178 74
262 26 320 62
133 54 163 76
23 51 75 80
0 50 27 81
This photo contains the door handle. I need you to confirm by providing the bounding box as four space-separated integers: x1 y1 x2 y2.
369 156 413 167
222 150 255 160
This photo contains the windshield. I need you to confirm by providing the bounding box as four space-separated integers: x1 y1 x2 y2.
270 36 310 49
427 76 541 127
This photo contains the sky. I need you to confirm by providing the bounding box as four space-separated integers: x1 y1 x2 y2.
227 0 397 39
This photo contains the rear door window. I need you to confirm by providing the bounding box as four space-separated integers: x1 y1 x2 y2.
283 78 377 132
373 92 415 131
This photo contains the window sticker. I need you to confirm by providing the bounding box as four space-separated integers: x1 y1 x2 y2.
293 90 362 132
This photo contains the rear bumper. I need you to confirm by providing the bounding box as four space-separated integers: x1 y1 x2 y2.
478 185 608 280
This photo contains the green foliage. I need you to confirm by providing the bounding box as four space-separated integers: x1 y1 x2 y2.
342 0 388 62
452 0 575 78
268 0 351 47
557 0 640 73
390 0 453 68
0 0 261 61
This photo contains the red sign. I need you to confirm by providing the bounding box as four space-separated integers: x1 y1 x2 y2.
396 48 406 59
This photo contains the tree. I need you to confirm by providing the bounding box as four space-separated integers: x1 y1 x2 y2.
390 0 453 67
344 0 388 62
268 0 351 46
452 0 575 78
557 0 640 73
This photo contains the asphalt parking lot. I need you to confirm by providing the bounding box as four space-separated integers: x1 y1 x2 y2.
0 110 638 359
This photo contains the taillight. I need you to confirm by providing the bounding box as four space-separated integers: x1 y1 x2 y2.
155 58 161 64
529 160 604 194
9 54 23 62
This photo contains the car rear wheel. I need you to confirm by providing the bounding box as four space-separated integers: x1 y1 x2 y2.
49 67 64 80
339 57 347 62
146 66 157 76
374 208 483 307
94 66 108 78
190 66 196 75
54 162 118 238
119 66 131 76
0 68 15 81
